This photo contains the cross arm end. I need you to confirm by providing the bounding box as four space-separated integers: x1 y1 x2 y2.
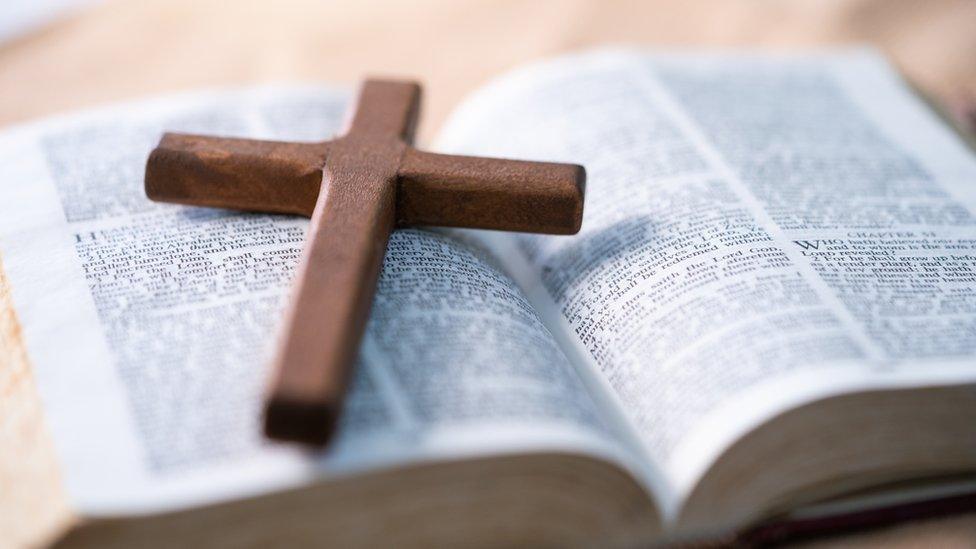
145 133 328 217
397 150 585 234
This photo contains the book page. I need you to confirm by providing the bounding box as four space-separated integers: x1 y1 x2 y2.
0 86 647 516
436 49 976 517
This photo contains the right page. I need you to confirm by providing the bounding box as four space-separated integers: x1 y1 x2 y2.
436 48 976 521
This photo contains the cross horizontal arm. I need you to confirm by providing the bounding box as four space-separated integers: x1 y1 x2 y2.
397 149 585 234
145 133 327 216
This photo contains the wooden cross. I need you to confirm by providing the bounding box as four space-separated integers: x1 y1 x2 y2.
144 80 585 447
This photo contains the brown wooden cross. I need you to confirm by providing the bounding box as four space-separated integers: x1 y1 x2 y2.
144 79 585 447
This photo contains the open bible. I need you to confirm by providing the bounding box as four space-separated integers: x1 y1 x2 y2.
2 49 975 547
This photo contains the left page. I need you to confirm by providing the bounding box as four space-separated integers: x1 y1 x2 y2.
0 86 649 516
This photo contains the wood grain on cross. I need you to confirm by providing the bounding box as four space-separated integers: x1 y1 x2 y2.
144 79 585 446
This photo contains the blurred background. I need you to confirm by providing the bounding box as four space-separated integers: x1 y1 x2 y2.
1 1 975 546
0 0 974 143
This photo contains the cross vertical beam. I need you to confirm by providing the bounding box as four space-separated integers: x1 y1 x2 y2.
263 82 418 444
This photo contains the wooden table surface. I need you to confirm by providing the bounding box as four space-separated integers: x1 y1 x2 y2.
1 0 975 546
